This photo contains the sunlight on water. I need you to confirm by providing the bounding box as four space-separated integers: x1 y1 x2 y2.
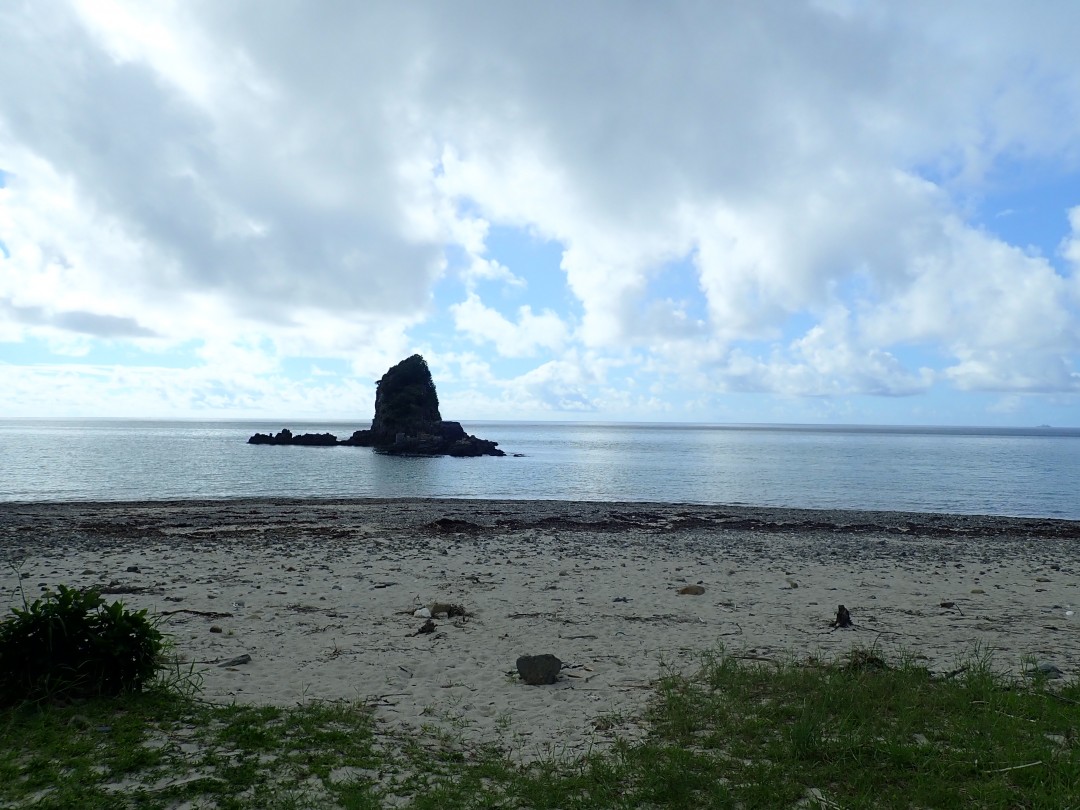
0 420 1078 518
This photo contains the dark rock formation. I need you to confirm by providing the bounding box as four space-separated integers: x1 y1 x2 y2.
247 354 505 457
341 355 504 456
247 428 339 446
516 654 563 685
831 604 853 629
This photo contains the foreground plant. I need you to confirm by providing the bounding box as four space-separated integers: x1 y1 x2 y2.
0 584 164 705
2 645 1078 808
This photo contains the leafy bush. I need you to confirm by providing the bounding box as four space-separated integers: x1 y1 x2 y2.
0 584 164 705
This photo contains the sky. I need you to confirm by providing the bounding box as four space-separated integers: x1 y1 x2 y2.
2 1 1080 426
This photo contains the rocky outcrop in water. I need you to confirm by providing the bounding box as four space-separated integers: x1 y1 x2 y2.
342 355 504 456
247 355 505 457
247 429 339 446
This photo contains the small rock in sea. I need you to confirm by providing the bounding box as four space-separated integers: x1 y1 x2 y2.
218 654 252 668
414 607 432 618
210 625 223 633
678 585 706 596
516 654 562 685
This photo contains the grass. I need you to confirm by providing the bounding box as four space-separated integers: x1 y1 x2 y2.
2 646 1078 808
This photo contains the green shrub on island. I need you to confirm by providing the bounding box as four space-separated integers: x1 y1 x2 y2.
0 584 164 705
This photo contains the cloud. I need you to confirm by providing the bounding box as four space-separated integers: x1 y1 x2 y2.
1061 206 1080 281
508 356 599 413
1 1 1079 420
450 293 567 358
1 1 444 327
0 360 377 418
1 299 157 338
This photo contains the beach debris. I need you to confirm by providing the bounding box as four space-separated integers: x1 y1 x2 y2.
831 605 853 629
1025 662 1064 680
218 654 252 668
940 600 965 615
430 602 467 618
209 625 223 633
414 619 437 635
161 608 233 619
516 654 563 685
613 596 631 603
413 607 432 618
939 664 969 680
96 583 150 595
677 585 706 596
126 565 140 573
844 648 888 672
428 518 485 534
803 787 843 809
785 579 799 589
372 581 398 589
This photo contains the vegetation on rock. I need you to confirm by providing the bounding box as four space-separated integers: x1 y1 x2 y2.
368 354 443 440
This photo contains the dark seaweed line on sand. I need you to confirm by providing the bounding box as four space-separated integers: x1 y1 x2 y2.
1 498 1077 543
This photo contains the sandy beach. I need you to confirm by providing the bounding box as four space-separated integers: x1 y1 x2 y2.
2 498 1078 762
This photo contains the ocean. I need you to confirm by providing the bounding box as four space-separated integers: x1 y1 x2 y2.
0 419 1077 519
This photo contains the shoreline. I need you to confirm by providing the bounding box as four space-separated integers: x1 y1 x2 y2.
3 495 1079 534
2 498 1078 761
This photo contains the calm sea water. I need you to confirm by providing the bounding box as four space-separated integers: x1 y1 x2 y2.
0 420 1077 519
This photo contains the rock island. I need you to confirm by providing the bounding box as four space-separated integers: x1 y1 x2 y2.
248 354 505 457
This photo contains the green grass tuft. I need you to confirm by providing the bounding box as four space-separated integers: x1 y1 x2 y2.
2 646 1077 808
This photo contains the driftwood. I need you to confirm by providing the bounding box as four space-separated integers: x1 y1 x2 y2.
410 619 437 636
160 608 234 619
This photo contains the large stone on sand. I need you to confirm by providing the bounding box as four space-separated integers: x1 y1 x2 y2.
516 654 563 685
